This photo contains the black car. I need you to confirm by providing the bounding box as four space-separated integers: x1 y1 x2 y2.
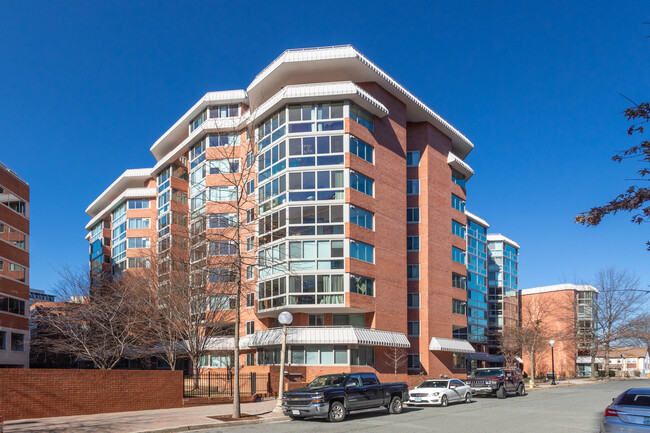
282 372 409 422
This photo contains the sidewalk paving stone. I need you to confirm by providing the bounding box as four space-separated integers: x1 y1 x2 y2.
4 398 288 433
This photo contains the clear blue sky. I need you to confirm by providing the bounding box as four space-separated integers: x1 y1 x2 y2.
1 0 648 294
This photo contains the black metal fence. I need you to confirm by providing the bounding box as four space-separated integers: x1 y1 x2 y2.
183 371 270 398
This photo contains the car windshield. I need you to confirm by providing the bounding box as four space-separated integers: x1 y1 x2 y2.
417 381 448 389
473 369 504 377
619 392 650 407
307 374 347 388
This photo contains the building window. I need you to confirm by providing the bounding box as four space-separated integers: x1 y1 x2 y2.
308 314 324 326
350 274 374 296
451 168 466 188
350 206 373 230
10 333 24 351
350 346 375 366
127 237 150 249
350 171 374 196
246 179 255 195
453 353 466 370
407 293 420 309
210 241 236 256
246 236 255 252
452 273 467 290
246 353 255 366
350 104 374 131
407 207 420 223
209 186 237 201
127 218 150 229
452 299 467 315
0 331 5 350
209 213 237 228
452 247 466 264
208 133 240 147
350 136 374 163
246 208 255 224
246 265 254 280
408 321 420 337
246 321 255 335
246 292 255 308
350 240 374 263
127 199 150 209
452 220 466 239
209 104 239 118
257 348 281 365
406 151 420 167
407 236 420 251
408 354 421 370
452 194 465 213
407 264 420 280
407 179 420 195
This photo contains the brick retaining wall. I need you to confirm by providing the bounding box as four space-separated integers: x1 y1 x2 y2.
0 369 183 420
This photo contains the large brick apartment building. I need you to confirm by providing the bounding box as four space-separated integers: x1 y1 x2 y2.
85 45 500 381
0 162 30 368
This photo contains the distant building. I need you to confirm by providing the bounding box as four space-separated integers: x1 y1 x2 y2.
520 284 599 378
598 347 650 376
29 289 55 305
0 161 30 368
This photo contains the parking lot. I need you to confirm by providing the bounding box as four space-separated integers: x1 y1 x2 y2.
205 379 650 433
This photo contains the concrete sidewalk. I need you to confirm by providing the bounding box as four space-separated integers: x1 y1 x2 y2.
4 399 287 433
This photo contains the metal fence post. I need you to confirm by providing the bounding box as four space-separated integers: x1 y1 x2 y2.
208 371 211 398
251 372 256 395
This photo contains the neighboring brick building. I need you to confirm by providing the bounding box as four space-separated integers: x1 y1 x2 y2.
85 45 485 381
0 161 30 368
519 284 598 378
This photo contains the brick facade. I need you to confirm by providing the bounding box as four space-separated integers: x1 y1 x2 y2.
0 369 183 420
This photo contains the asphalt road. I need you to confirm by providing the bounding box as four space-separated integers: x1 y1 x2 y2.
203 379 650 433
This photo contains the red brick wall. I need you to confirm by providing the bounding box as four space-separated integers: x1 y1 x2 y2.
0 369 183 420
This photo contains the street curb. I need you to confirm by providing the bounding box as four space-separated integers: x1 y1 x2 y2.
137 416 290 433
526 378 626 392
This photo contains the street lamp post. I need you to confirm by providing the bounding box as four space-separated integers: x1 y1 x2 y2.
549 340 556 385
274 311 293 413
621 353 626 378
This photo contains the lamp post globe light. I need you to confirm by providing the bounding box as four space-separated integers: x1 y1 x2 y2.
621 353 626 378
274 312 293 412
549 340 556 385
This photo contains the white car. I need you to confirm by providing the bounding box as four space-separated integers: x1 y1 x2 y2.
407 379 472 407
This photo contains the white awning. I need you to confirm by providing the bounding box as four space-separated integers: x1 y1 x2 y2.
515 356 524 363
447 152 474 180
576 356 604 364
247 327 410 348
429 337 476 354
204 336 251 351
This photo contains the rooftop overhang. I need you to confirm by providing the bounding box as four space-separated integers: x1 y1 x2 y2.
245 327 410 348
486 234 521 249
247 45 474 159
85 187 156 230
521 284 600 296
447 152 474 180
149 89 248 161
465 210 490 228
85 169 153 217
429 337 475 353
248 81 388 126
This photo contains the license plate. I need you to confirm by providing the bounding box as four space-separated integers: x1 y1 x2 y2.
292 410 300 415
414 398 422 402
644 417 650 425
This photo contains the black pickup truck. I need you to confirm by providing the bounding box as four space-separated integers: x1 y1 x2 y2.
282 372 409 422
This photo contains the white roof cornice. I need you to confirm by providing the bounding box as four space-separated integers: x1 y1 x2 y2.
521 284 600 295
85 169 153 217
247 45 474 158
85 187 156 230
487 234 521 249
447 152 474 180
149 90 248 160
465 210 489 228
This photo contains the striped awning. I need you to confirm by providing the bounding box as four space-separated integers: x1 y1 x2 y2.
429 337 476 354
576 356 604 364
246 327 410 348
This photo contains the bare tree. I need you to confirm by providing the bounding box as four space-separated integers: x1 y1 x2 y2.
498 324 522 367
31 268 150 369
384 346 408 381
594 267 644 376
623 314 650 353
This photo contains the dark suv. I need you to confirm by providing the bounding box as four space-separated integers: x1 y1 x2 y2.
465 367 526 399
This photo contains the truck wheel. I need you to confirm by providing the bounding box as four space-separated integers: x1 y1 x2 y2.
496 386 507 399
289 415 303 420
389 395 403 414
328 401 346 422
517 383 526 396
440 395 448 407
